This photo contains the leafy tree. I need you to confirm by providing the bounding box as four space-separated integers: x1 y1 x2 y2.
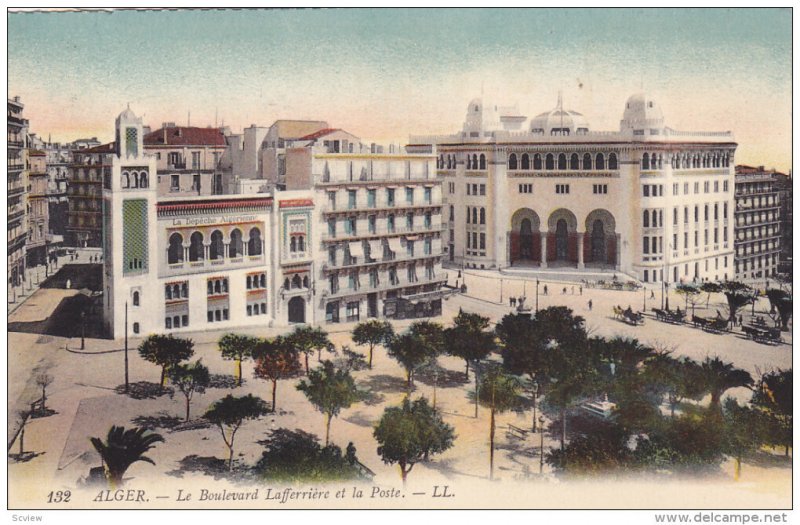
90 426 164 488
374 397 454 486
700 282 722 309
137 334 194 388
218 333 259 386
751 369 792 455
297 360 361 446
547 427 631 474
643 354 706 417
254 428 367 482
699 357 753 409
723 398 770 481
286 326 330 374
329 344 369 372
253 336 303 411
675 284 702 315
497 313 546 429
204 394 269 470
35 373 53 413
168 359 210 422
720 281 754 325
352 320 395 369
387 331 438 389
476 364 524 480
408 320 446 354
765 289 792 330
444 310 495 417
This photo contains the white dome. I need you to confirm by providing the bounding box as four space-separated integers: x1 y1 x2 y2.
117 106 138 122
620 93 665 131
530 107 590 135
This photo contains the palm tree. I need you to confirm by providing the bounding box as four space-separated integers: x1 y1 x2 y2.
700 357 753 409
90 426 164 488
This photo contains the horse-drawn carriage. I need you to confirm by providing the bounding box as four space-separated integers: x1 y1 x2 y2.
741 324 783 345
690 310 729 333
652 307 685 324
613 305 644 325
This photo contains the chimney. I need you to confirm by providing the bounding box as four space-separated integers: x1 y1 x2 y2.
163 128 167 144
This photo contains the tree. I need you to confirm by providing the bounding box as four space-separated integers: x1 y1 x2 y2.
253 336 303 411
497 313 546 430
90 426 164 488
168 359 210 422
352 320 395 369
204 394 269 470
675 284 702 315
254 429 367 482
720 281 754 325
297 360 361 446
700 281 722 309
476 364 524 480
386 332 432 389
699 356 753 409
766 289 792 330
35 373 54 413
723 398 769 481
751 368 792 455
643 354 706 417
285 326 330 374
444 310 495 417
137 334 194 388
218 333 259 386
374 397 454 486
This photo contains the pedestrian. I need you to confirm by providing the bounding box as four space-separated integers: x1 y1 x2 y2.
739 314 743 326
579 286 583 295
511 297 516 307
650 290 655 299
562 287 567 295
543 285 548 295
509 296 513 307
588 299 593 311
66 279 71 289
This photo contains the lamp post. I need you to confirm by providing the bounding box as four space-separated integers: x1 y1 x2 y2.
531 380 540 433
124 302 129 394
538 415 545 475
535 279 539 313
499 278 503 304
643 286 647 311
80 310 86 350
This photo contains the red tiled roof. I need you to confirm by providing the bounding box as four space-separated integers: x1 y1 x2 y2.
145 126 226 147
83 142 115 154
297 128 340 141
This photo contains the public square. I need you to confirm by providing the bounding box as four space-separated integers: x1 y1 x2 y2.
6 262 792 509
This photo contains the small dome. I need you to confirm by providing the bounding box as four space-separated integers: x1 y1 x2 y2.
530 107 590 136
118 106 138 121
620 93 664 130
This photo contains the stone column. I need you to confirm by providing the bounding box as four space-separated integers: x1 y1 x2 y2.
183 246 189 262
540 231 548 269
224 243 230 258
577 232 585 269
203 244 210 260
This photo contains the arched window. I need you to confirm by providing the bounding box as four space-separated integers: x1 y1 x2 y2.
545 153 554 170
229 229 243 258
652 210 658 227
466 206 471 224
298 235 305 252
181 283 187 297
472 207 478 224
133 291 140 306
438 155 443 169
583 153 592 170
642 153 650 170
292 274 302 289
290 237 297 252
643 210 649 227
139 172 148 188
569 153 579 170
472 154 478 170
189 231 204 262
303 276 309 288
132 172 139 188
595 153 605 170
508 153 518 170
210 230 224 259
479 208 485 225
449 205 454 221
168 233 184 264
608 152 618 170
248 227 262 256
173 284 180 298
283 278 290 290
521 153 530 170
122 171 130 188
165 286 172 300
479 154 486 170
558 153 567 170
533 154 542 170
260 274 266 288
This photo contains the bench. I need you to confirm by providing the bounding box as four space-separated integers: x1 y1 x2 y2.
506 424 529 440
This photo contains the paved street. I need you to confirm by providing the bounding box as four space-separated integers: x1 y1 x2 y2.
6 265 792 508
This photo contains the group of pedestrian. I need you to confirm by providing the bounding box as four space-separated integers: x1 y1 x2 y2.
509 296 526 307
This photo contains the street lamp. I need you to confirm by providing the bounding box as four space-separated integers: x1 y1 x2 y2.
535 279 539 313
124 302 129 394
643 286 647 311
538 415 545 475
80 310 86 350
531 380 540 433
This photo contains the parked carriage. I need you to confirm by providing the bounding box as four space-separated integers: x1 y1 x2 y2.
651 308 685 324
741 325 783 345
690 311 729 333
613 305 644 325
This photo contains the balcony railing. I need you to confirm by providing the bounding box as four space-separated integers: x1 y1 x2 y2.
167 162 187 170
324 223 444 242
317 175 438 187
322 202 441 216
323 275 447 301
322 252 442 272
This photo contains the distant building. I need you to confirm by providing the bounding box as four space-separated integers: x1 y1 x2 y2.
26 150 49 266
733 165 783 281
772 170 792 275
409 93 737 284
43 141 72 242
8 96 28 288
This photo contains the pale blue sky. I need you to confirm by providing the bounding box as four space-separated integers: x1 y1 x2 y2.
8 8 792 170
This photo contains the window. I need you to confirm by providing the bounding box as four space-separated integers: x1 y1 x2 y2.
521 153 530 170
406 187 414 204
346 301 360 322
171 174 180 191
714 181 719 193
694 206 699 222
328 218 336 237
424 212 432 229
570 153 579 170
387 188 395 206
407 264 418 283
673 183 679 195
643 185 650 197
367 189 376 207
328 191 336 210
424 187 432 203
348 190 357 209
704 181 710 193
592 184 607 194
479 233 486 250
643 236 649 254
723 180 729 192
407 240 415 257
608 153 617 170
643 211 650 228
248 227 263 256
519 183 533 194
508 153 518 170
132 291 140 306
595 153 605 170
369 215 377 233
545 153 554 170
479 154 486 170
556 184 570 194
133 322 140 334
479 208 486 225
406 213 414 229
534 154 542 170
424 237 432 255
192 151 200 169
479 184 486 196
558 153 567 170
388 214 395 232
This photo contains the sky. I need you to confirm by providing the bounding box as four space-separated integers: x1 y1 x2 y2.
8 8 793 171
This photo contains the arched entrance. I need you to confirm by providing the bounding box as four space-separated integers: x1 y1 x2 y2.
583 209 617 267
288 296 306 323
509 208 540 265
546 209 578 265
